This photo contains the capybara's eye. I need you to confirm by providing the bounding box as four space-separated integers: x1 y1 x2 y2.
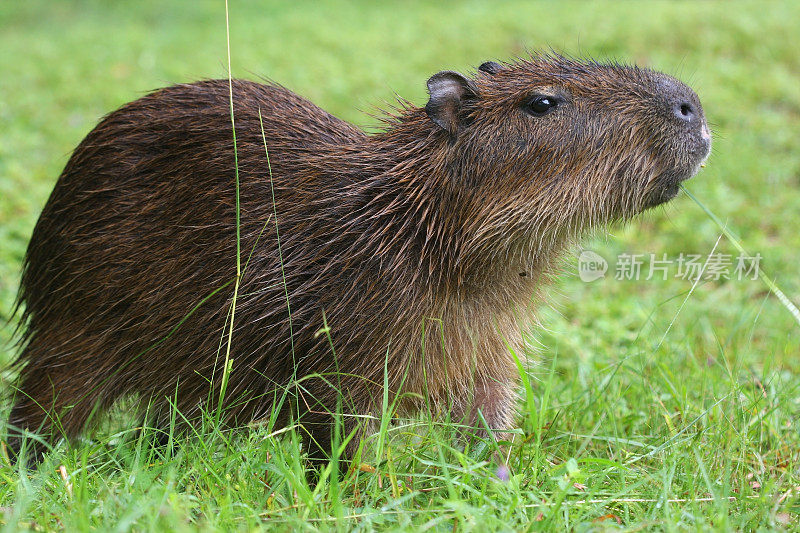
524 95 558 116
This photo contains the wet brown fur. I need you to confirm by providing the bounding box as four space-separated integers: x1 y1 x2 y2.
6 55 710 464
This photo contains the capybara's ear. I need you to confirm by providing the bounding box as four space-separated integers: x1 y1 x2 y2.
425 71 477 136
478 61 503 75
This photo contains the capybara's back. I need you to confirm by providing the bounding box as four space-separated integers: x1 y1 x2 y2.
8 56 710 466
9 80 366 460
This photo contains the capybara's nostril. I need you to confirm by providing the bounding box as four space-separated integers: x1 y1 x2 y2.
674 101 696 122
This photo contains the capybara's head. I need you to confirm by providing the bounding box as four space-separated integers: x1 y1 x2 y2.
424 55 711 243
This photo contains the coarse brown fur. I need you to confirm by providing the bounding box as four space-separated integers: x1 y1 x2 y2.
5 54 710 466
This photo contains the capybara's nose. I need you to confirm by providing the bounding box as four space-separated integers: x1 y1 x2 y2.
673 99 697 123
655 75 704 128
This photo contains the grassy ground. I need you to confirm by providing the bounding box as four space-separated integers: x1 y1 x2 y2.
1 0 799 530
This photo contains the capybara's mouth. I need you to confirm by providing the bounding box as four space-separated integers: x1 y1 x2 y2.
644 122 711 209
644 170 687 208
645 158 708 208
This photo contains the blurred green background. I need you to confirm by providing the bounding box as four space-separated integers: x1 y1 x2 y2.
0 1 798 529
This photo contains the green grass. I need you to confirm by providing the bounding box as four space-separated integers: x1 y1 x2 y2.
1 0 799 530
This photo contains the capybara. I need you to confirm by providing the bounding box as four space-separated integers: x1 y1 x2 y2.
7 55 711 466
